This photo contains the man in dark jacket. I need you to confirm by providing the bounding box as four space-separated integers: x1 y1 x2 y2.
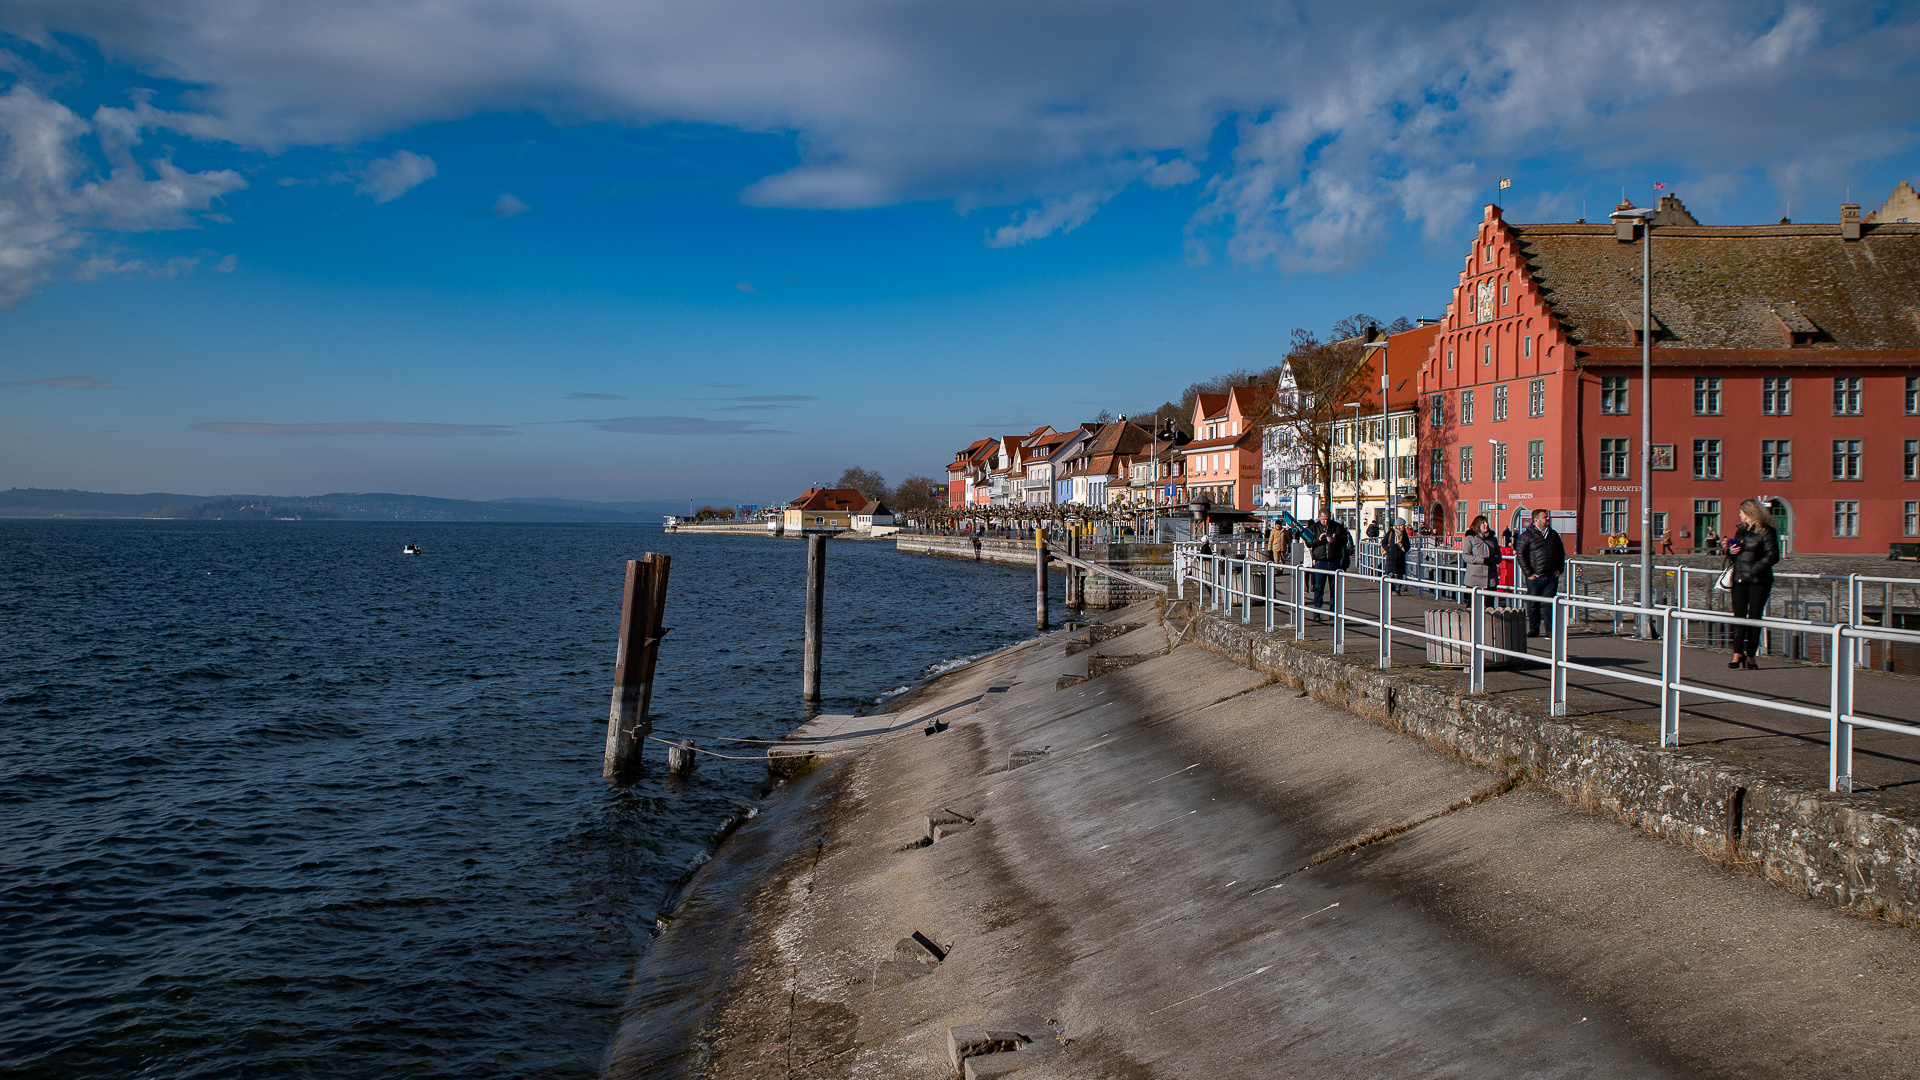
1513 509 1566 637
1307 510 1351 612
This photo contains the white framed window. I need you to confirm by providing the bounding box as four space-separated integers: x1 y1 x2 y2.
1492 442 1508 483
1492 384 1509 421
1461 389 1475 424
1693 377 1722 415
1600 376 1629 414
1527 439 1545 481
1762 377 1792 415
1906 501 1919 537
1834 376 1863 415
1483 343 1492 366
1430 448 1445 484
1600 438 1630 478
1459 445 1474 483
1528 378 1545 417
1835 500 1861 537
1600 499 1628 534
1761 439 1792 480
1833 439 1863 481
1693 439 1722 479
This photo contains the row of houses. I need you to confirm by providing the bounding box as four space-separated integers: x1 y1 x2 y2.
944 184 1920 556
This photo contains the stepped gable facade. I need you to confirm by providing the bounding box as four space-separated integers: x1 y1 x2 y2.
1422 197 1920 554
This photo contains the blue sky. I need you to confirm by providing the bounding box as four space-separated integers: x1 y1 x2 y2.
3 1 1918 503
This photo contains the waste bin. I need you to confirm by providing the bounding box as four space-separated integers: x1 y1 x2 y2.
1424 605 1527 667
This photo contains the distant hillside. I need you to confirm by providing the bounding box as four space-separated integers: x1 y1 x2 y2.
0 488 729 521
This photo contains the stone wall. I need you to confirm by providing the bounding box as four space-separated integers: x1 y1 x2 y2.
1186 608 1920 929
894 535 1173 609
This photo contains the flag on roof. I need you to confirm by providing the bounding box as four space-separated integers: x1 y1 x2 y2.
1498 178 1511 189
1653 182 1667 190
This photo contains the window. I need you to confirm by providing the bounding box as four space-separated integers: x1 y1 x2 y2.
1447 347 1455 370
1528 378 1545 418
1492 384 1509 421
1523 334 1533 359
1429 394 1444 429
1600 376 1629 414
1834 376 1863 415
1651 511 1668 539
1459 445 1474 483
1762 377 1792 415
1600 499 1628 535
1833 439 1862 480
1907 502 1919 537
1908 376 1918 415
1693 377 1722 415
1461 389 1475 424
1500 281 1508 307
1761 439 1792 480
1483 343 1492 366
1693 438 1722 479
1492 442 1508 483
1430 448 1445 484
1455 500 1469 533
1835 500 1861 537
1484 243 1493 263
1908 439 1919 480
1600 437 1630 478
1527 439 1545 481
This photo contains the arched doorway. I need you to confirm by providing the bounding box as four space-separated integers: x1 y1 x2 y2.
1766 498 1792 555
1431 501 1447 534
1510 504 1529 538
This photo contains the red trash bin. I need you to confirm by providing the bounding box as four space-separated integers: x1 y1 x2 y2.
1497 546 1515 590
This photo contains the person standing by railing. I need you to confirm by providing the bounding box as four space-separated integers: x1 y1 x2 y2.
1462 515 1498 602
1383 521 1409 594
1723 498 1781 670
1515 509 1567 638
1306 510 1351 615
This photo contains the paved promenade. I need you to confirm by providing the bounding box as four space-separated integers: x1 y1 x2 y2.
1185 564 1920 801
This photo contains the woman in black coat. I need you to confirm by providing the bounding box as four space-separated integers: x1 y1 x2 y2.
1382 522 1410 593
1723 497 1782 669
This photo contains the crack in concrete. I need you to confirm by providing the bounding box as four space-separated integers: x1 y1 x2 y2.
1298 773 1523 872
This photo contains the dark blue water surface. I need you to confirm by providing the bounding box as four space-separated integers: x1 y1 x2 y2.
0 522 1048 1079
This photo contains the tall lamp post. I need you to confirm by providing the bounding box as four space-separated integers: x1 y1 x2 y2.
1361 326 1390 534
1488 438 1505 543
1342 400 1365 530
1612 204 1657 637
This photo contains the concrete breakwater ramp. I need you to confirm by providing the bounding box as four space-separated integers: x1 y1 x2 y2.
605 600 1920 1079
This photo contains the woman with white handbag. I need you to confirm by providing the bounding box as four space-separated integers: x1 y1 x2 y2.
1721 499 1782 670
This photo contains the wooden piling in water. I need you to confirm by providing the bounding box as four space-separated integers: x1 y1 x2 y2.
1035 528 1049 631
1066 531 1081 607
604 553 670 778
803 533 826 701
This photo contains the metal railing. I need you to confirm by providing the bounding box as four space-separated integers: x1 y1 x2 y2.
1176 551 1920 792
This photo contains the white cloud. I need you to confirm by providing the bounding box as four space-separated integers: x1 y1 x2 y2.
489 192 528 217
357 150 436 202
193 420 516 436
0 84 244 307
0 1 1912 275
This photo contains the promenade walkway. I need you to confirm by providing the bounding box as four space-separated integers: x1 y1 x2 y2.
1186 564 1920 801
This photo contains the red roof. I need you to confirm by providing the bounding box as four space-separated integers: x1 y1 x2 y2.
789 487 866 512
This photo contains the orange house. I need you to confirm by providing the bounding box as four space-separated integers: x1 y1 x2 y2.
1180 385 1271 513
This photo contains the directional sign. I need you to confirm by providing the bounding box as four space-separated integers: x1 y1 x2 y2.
1590 485 1642 492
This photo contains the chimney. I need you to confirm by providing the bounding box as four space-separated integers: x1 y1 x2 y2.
1841 203 1861 240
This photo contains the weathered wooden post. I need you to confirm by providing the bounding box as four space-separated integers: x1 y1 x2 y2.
604 553 670 778
803 533 826 701
1035 527 1050 631
1066 531 1081 607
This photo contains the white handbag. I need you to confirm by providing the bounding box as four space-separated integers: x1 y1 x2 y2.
1714 567 1733 591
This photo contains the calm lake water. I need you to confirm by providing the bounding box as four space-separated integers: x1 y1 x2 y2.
0 522 1052 1079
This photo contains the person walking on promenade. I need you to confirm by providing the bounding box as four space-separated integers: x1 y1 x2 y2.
1307 510 1351 615
1383 521 1410 594
1515 509 1567 638
1366 520 1381 541
1723 498 1781 670
1660 529 1674 554
1461 516 1498 602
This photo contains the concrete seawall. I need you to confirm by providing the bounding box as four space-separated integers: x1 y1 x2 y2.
1183 604 1920 928
604 601 1920 1079
894 534 1172 608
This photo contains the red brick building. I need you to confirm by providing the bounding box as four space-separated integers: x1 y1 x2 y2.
1420 197 1920 554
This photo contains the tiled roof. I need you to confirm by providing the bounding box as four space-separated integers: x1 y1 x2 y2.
1510 220 1920 351
791 487 866 512
1179 430 1256 453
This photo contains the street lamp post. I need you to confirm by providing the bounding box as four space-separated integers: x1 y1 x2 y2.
1488 437 1504 544
1342 400 1365 531
1361 326 1390 536
1612 204 1657 637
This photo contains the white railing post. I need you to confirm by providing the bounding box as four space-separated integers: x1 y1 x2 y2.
1549 595 1568 716
1241 558 1252 625
1293 564 1307 641
1660 607 1682 746
1332 572 1346 654
1379 575 1393 669
1469 587 1485 693
1264 560 1275 633
1612 562 1623 634
1849 576 1867 669
1830 625 1853 792
1176 549 1186 599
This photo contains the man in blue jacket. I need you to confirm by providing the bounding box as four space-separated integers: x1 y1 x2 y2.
1306 510 1351 614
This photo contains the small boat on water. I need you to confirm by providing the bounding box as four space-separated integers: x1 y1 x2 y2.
402 544 420 555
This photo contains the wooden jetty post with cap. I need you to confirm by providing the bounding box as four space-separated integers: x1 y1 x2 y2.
604 553 670 778
1035 527 1050 631
803 533 826 701
1065 531 1081 607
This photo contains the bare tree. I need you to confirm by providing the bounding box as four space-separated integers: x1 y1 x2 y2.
1266 328 1370 513
891 474 940 510
835 466 888 502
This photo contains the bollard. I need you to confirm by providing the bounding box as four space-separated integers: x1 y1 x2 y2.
667 740 697 777
605 553 671 779
803 533 825 701
1066 531 1081 607
1035 528 1049 631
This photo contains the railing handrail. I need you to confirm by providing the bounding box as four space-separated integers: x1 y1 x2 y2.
1173 550 1913 792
